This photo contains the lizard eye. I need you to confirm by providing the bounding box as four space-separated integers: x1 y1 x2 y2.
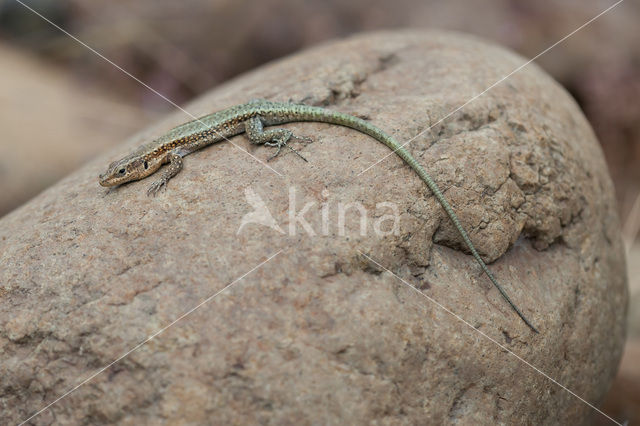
143 161 148 169
118 168 126 175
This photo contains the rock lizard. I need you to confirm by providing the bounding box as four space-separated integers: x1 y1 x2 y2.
99 99 539 333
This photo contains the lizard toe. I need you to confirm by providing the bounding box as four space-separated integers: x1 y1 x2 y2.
147 179 167 196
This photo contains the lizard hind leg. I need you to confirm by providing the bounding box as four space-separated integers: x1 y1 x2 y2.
245 116 308 162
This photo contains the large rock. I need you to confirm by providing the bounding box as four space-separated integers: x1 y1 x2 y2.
0 30 627 424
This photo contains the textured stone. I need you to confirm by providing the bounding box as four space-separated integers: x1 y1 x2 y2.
0 30 627 424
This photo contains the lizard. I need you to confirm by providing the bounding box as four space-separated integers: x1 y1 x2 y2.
99 98 539 333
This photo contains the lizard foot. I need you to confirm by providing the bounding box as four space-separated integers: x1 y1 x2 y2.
265 134 311 162
147 178 168 196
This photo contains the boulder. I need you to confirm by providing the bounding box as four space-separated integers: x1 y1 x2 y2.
0 30 627 424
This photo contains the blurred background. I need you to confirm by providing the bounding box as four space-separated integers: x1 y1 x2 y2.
0 0 637 423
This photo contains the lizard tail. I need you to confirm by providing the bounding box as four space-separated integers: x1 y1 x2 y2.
303 106 539 333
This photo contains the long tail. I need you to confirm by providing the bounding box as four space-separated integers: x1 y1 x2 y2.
301 105 539 333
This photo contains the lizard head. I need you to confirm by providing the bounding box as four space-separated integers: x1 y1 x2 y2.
99 155 162 187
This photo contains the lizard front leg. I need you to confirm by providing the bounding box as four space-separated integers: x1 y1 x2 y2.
147 151 183 196
245 116 308 161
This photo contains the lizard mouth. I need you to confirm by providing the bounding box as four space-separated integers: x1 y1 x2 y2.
98 174 113 187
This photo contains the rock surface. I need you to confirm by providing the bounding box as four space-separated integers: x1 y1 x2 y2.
0 30 627 424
